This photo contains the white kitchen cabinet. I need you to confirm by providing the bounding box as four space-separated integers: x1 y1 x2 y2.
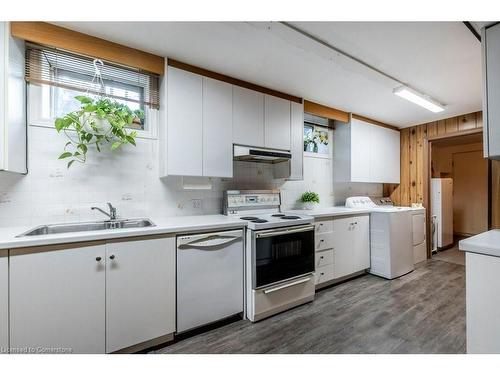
0 22 26 174
202 77 233 178
0 251 7 352
466 252 500 353
350 119 371 182
334 117 400 183
264 94 291 150
105 236 176 353
232 86 264 147
167 67 203 176
370 124 400 183
332 215 370 279
288 101 304 180
9 242 106 354
482 23 500 159
313 215 370 286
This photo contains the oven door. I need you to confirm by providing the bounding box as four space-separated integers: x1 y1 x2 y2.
252 225 315 289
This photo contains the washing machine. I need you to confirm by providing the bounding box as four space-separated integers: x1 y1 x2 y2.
346 197 414 279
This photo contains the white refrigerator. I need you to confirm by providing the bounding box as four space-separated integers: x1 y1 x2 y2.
431 178 454 250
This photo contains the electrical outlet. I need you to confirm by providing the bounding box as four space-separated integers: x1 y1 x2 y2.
191 199 202 209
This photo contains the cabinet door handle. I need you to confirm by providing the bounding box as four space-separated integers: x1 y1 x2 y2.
320 239 324 242
320 272 325 276
319 223 324 226
320 256 324 259
96 257 102 262
109 255 115 260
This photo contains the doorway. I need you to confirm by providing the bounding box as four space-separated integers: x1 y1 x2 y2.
429 133 488 265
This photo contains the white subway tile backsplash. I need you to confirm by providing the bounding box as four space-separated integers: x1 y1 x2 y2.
0 126 382 227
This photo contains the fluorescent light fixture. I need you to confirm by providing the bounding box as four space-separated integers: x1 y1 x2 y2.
393 86 445 113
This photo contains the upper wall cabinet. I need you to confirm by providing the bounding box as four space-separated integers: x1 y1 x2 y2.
202 77 233 178
232 86 265 147
0 22 27 174
164 67 233 178
166 67 203 176
264 95 291 150
482 23 500 159
334 118 400 184
289 101 304 180
162 64 300 178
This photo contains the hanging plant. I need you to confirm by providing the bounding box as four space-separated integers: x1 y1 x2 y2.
54 59 144 168
55 96 143 168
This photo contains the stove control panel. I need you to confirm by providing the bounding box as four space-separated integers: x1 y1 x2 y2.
224 190 281 212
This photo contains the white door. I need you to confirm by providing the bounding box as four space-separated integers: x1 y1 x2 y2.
264 94 291 150
10 243 106 354
232 86 264 147
105 236 176 353
202 77 233 178
289 101 304 180
0 251 7 352
333 215 370 279
177 230 244 333
167 67 203 176
350 119 371 182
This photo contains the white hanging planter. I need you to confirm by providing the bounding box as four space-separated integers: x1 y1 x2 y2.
82 113 112 135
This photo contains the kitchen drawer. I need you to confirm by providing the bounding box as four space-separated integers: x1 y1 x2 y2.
315 232 334 251
315 264 334 285
315 219 333 234
316 249 334 268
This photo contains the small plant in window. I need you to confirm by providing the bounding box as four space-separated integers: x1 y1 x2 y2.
299 191 320 210
304 128 329 154
55 95 144 168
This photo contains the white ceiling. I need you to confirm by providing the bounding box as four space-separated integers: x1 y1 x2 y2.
54 22 482 128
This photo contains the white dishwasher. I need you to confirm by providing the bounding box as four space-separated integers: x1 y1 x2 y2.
176 229 244 333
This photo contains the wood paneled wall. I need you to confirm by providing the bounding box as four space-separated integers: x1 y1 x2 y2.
384 111 483 207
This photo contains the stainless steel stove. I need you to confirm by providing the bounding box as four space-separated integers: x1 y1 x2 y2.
223 190 315 322
223 190 314 230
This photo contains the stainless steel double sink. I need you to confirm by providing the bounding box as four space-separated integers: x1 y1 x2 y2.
17 218 156 237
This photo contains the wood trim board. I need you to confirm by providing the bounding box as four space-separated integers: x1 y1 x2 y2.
11 22 165 75
303 100 349 122
168 59 302 103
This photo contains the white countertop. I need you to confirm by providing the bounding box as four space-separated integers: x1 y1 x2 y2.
459 230 500 258
0 215 247 250
288 207 372 218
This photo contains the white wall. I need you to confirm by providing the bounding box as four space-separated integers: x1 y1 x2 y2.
0 123 381 227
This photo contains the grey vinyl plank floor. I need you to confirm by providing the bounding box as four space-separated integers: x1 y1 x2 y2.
151 259 465 354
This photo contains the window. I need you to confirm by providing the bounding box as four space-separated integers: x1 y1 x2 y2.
304 114 332 157
26 44 160 137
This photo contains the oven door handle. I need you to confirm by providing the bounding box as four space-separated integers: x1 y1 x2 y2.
263 276 312 294
255 225 314 238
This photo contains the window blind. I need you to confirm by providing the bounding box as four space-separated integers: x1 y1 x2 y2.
25 43 160 109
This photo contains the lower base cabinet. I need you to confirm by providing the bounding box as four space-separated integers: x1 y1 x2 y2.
105 237 176 353
9 236 176 354
332 215 370 279
314 215 370 286
0 252 8 353
10 242 106 354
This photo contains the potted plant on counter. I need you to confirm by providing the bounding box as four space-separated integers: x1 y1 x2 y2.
299 191 320 210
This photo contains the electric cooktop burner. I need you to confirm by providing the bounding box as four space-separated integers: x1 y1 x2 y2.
240 216 258 220
271 214 285 217
251 219 268 223
281 215 301 220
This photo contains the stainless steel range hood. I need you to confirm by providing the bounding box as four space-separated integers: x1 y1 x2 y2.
233 145 292 164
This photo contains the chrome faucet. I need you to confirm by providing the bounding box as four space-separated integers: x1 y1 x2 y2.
91 202 118 220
